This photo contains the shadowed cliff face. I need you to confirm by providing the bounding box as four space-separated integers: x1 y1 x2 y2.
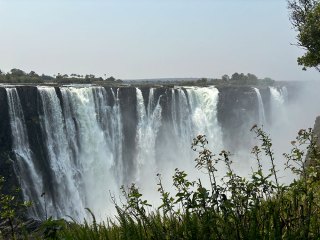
306 116 320 167
0 84 290 220
0 88 18 195
313 117 320 145
118 87 138 183
217 87 260 152
0 88 12 152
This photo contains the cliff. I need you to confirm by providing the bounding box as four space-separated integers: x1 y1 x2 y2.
0 84 287 220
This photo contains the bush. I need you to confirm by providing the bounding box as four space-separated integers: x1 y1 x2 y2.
3 126 320 239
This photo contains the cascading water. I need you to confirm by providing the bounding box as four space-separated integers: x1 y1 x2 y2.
38 86 86 220
170 87 222 154
91 87 123 183
269 86 288 124
5 87 44 218
269 86 287 105
133 86 223 200
135 88 162 183
59 86 120 220
171 88 193 152
253 87 266 125
6 86 125 221
186 87 222 151
2 84 299 222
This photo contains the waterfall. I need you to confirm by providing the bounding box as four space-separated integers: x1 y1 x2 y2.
91 87 123 182
38 86 86 220
1 84 264 221
135 88 162 182
269 86 287 105
59 86 120 220
163 86 223 175
186 86 223 151
6 87 44 218
170 87 223 151
269 86 288 123
253 87 266 125
110 88 123 184
171 88 193 149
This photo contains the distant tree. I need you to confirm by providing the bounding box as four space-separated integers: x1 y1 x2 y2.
231 72 240 81
197 78 208 85
288 0 320 71
10 68 25 77
239 73 246 80
246 73 258 80
29 71 39 77
41 74 54 81
106 76 116 81
221 74 230 81
231 72 247 81
85 74 95 79
262 77 275 85
56 73 63 79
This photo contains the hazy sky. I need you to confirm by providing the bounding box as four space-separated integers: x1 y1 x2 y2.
0 0 319 80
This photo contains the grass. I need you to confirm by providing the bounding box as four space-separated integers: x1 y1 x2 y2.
1 126 320 239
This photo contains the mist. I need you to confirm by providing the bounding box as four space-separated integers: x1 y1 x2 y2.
133 82 320 213
2 82 320 222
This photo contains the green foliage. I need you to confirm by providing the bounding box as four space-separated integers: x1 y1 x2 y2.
0 176 31 239
40 217 66 240
211 73 275 86
0 68 121 84
288 0 320 71
48 126 320 239
2 126 320 239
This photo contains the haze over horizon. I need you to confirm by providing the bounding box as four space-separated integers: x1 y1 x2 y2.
0 0 319 81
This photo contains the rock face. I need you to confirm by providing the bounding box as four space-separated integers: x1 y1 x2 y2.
0 88 19 195
313 116 320 144
0 84 289 220
118 87 138 182
217 86 260 151
306 116 320 166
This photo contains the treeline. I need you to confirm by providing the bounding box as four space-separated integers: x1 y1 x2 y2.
0 68 121 84
0 68 275 87
125 72 275 87
195 72 275 86
222 72 273 82
197 72 275 85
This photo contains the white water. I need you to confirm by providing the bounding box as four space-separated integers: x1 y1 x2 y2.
133 86 223 204
269 86 287 105
170 87 222 155
6 87 44 218
135 88 162 184
171 88 193 154
268 86 293 184
12 86 125 221
59 86 120 220
187 87 223 152
253 88 266 126
5 84 303 221
38 86 86 219
269 86 288 125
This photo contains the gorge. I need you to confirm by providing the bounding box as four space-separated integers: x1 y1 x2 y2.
0 83 318 222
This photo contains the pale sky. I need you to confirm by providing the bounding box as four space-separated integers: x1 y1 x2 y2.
0 0 319 80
